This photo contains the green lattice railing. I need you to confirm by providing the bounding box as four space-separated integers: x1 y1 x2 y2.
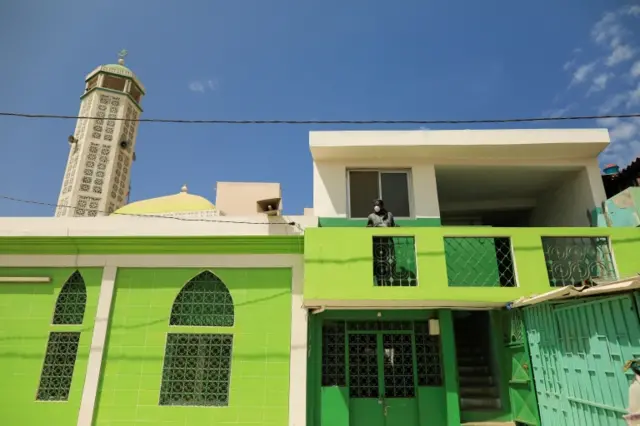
444 237 516 287
541 236 617 287
372 236 418 287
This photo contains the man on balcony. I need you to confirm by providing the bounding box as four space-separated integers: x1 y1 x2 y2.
366 199 396 227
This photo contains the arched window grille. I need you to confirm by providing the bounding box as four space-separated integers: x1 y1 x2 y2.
160 271 235 407
36 270 86 401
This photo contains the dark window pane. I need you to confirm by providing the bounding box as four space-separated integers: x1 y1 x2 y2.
381 172 410 217
349 171 379 218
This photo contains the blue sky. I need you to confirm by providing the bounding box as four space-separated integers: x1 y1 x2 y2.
0 1 639 216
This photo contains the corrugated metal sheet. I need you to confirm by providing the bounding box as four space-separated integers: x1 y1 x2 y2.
524 294 640 426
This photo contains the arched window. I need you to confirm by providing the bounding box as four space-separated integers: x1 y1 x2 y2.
169 270 234 327
52 270 87 325
160 271 234 407
36 270 86 401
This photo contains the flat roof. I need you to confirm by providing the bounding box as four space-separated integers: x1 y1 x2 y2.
310 128 610 161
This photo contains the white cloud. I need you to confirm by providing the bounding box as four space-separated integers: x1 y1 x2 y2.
572 62 597 84
599 93 630 113
591 12 625 47
188 79 219 94
596 117 619 127
544 105 574 118
188 81 205 93
632 61 640 78
624 5 640 16
588 73 614 94
610 120 638 140
606 44 635 66
627 83 640 108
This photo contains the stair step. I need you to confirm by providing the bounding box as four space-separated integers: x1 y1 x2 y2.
458 356 488 366
459 365 490 375
460 375 493 386
459 386 500 397
460 397 501 410
456 347 485 355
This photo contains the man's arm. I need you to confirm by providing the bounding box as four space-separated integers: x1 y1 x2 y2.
387 213 396 227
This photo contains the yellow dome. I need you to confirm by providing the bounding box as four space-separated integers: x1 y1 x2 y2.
112 185 215 216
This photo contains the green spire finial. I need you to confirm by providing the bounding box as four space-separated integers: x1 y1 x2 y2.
117 49 128 65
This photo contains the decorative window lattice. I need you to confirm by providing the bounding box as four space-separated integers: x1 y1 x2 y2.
372 236 418 287
348 333 378 398
36 332 80 401
414 321 443 386
382 333 415 398
541 236 617 287
321 321 346 387
159 333 233 406
75 195 101 217
52 270 87 325
444 237 516 287
169 271 235 327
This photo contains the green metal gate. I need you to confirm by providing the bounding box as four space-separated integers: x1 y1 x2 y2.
524 294 640 425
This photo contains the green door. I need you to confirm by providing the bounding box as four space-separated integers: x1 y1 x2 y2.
503 310 540 425
348 331 420 426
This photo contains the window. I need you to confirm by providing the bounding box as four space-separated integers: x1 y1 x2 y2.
37 270 87 401
102 75 126 92
348 170 411 218
160 271 235 406
372 236 418 286
129 83 142 103
86 75 98 92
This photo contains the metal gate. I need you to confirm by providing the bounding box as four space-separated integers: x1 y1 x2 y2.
524 294 640 425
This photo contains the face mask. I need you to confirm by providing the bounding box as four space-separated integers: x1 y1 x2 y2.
374 206 381 213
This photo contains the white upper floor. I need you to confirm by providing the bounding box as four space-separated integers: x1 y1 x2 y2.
310 129 610 227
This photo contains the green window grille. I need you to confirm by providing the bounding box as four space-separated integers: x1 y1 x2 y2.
52 270 87 325
319 320 444 398
415 321 443 386
321 321 346 387
161 270 235 407
36 332 81 401
159 333 233 406
372 236 418 287
444 237 516 287
541 236 617 287
169 270 234 327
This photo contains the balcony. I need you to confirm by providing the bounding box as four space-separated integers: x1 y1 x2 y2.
303 227 639 307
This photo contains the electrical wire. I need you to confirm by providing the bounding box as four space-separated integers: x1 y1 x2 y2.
0 111 639 125
0 195 297 226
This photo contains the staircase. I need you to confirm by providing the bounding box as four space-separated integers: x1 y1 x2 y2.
454 312 502 412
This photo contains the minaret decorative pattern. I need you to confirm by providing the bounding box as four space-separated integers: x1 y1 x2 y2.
55 51 144 217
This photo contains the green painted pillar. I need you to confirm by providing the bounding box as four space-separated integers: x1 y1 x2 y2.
439 310 461 426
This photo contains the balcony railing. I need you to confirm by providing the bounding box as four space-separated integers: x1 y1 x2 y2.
372 236 418 287
444 237 516 287
303 227 635 303
541 236 617 287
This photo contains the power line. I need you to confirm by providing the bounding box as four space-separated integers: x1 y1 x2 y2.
0 111 639 125
0 195 297 226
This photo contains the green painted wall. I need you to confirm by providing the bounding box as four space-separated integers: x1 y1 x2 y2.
93 267 292 426
0 235 304 255
304 227 640 303
0 267 102 426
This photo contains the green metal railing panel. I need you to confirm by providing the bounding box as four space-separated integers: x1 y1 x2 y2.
524 295 640 426
372 236 418 287
541 237 617 287
444 237 516 287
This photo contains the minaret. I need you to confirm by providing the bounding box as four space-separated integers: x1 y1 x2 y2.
55 50 145 217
